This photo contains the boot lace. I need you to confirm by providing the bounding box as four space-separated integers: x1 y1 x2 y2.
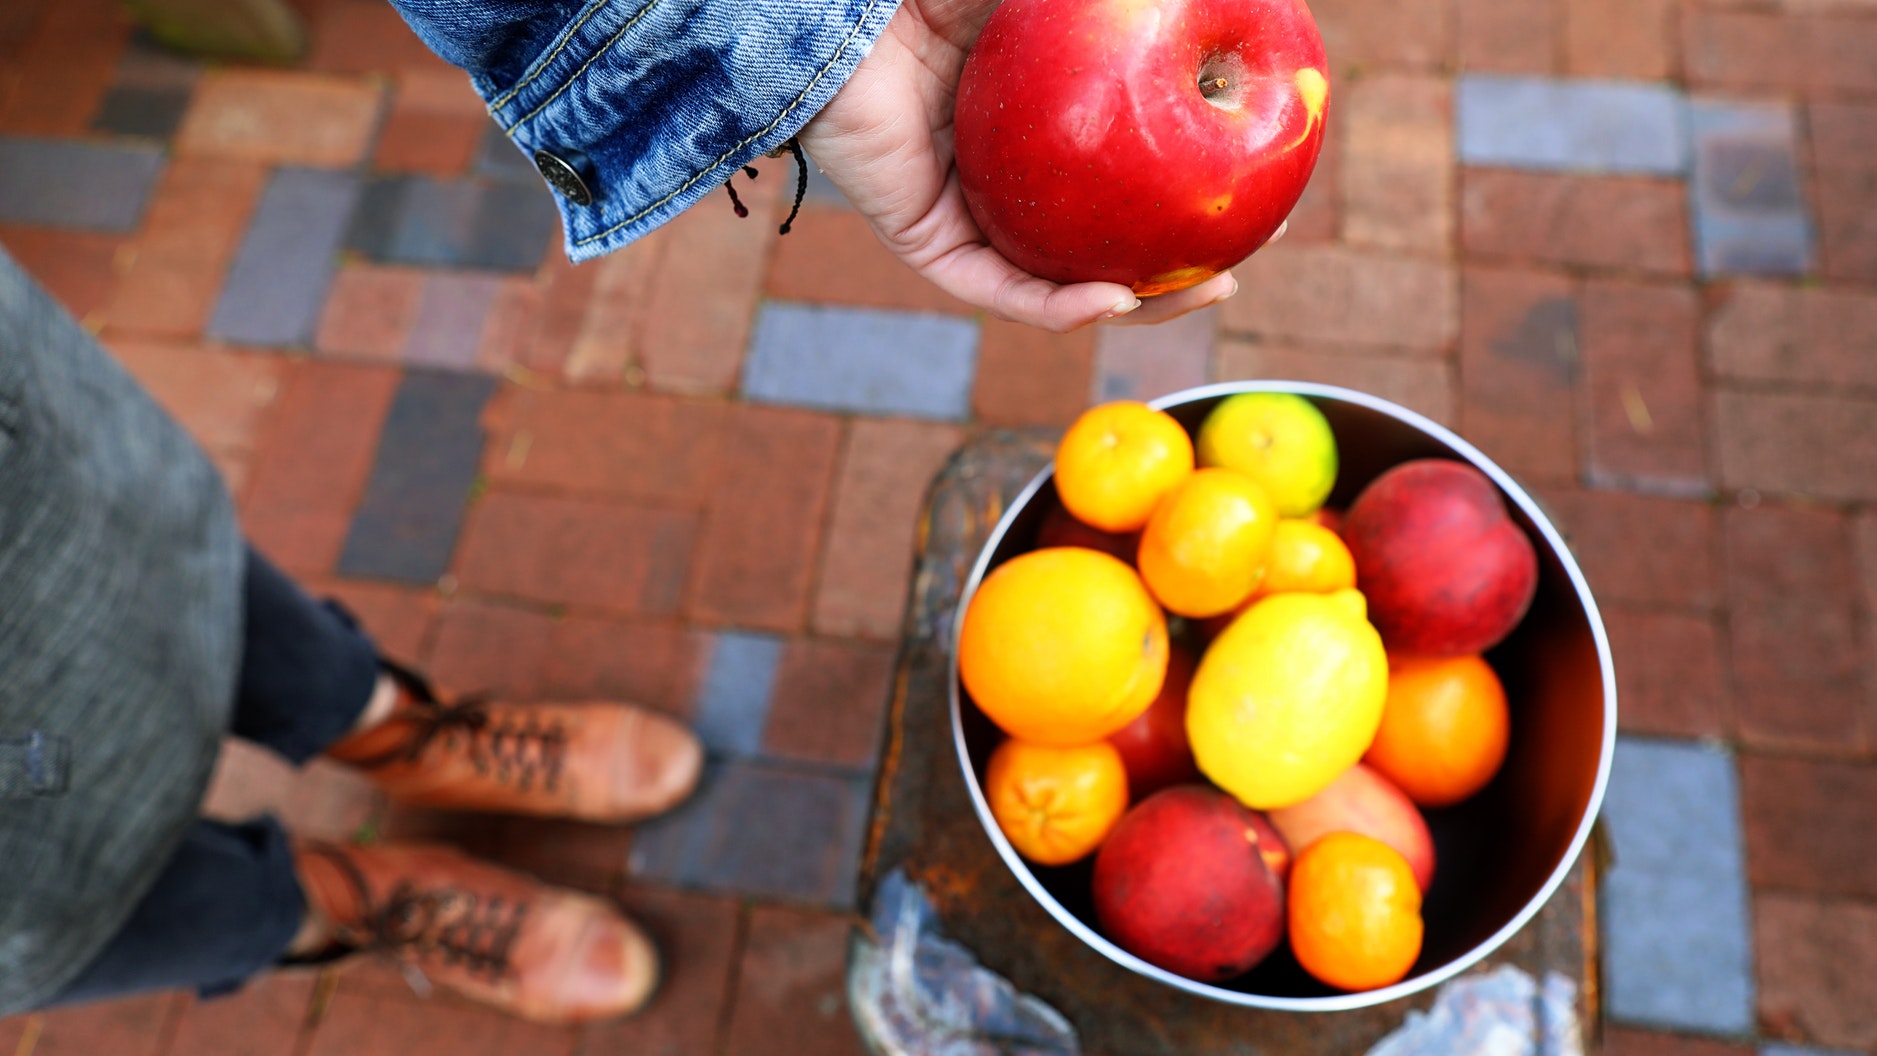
309 845 528 980
350 662 569 793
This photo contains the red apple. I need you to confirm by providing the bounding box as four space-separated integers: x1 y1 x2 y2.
953 0 1330 295
1106 644 1200 799
1092 785 1288 981
1035 503 1140 565
1266 762 1435 891
1342 459 1538 657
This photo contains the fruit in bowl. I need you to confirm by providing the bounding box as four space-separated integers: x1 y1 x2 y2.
956 392 1571 999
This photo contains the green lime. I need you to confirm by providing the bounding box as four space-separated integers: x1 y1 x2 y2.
1195 392 1337 518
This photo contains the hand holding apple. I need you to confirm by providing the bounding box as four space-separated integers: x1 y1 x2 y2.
952 0 1330 294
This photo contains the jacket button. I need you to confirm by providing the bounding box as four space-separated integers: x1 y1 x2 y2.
533 150 593 206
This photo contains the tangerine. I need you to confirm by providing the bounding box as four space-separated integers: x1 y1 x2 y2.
1363 654 1510 808
1288 831 1424 992
1250 518 1357 599
959 547 1169 746
1054 402 1194 533
985 738 1130 865
1137 468 1278 618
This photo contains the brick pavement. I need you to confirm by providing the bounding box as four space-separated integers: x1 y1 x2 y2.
0 0 1874 1051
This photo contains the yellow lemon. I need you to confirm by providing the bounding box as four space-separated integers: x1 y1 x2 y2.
1196 392 1338 518
1186 589 1388 809
1250 518 1358 600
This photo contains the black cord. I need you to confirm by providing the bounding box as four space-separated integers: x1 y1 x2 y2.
780 138 807 236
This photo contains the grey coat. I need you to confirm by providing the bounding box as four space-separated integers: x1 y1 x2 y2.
0 247 243 1014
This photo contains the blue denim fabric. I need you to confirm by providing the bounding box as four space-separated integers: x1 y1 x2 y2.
387 0 901 262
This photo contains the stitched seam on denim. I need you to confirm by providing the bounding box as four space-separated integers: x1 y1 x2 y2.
502 0 671 133
571 0 884 247
487 0 613 114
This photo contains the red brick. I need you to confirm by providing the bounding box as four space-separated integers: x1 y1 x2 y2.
484 816 633 896
311 576 439 665
1707 282 1877 389
1214 339 1457 427
766 204 974 316
559 235 665 383
453 492 698 616
1458 0 1559 72
168 970 317 1056
1535 488 1719 610
1809 14 1877 95
763 638 896 768
720 906 868 1056
30 993 177 1056
516 247 601 377
1564 0 1676 78
0 225 124 324
106 340 285 494
1713 390 1877 503
1723 503 1867 751
813 418 964 639
1743 754 1877 899
687 405 842 631
970 317 1095 428
1601 605 1730 738
1755 892 1877 1050
108 158 269 339
1601 1026 1754 1056
474 278 545 374
201 737 296 822
424 597 555 699
373 69 487 178
1339 74 1453 254
1857 509 1877 615
1458 267 1579 483
304 986 579 1056
1683 9 1806 92
1093 305 1215 402
1460 170 1692 277
639 174 778 395
1309 0 1456 71
1222 243 1459 352
541 615 708 719
241 360 402 577
483 388 727 503
0 1015 30 1054
582 888 740 1056
1809 102 1877 283
177 69 383 167
0 0 127 136
1578 278 1707 492
306 0 461 76
315 264 427 361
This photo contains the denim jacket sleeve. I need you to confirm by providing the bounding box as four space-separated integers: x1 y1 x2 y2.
386 0 901 263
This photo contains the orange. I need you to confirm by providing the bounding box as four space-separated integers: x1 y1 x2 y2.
1054 402 1195 533
985 738 1130 865
1363 654 1510 808
1250 518 1357 599
959 547 1169 746
1137 468 1278 618
1288 832 1424 992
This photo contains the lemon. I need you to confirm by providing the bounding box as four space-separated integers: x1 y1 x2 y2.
1195 393 1338 518
1186 589 1388 809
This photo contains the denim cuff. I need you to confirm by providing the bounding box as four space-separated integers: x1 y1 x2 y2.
473 0 899 262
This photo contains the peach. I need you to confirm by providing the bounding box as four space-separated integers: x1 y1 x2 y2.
1266 763 1436 892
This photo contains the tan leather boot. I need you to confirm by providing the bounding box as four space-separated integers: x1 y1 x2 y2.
295 841 659 1025
327 662 703 822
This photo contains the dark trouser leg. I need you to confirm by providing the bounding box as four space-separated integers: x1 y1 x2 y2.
45 547 388 1007
44 817 306 1007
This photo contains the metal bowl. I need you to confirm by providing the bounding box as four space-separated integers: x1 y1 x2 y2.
947 381 1616 1011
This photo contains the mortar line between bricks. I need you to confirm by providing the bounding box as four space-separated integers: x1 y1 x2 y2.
800 413 857 637
709 902 755 1056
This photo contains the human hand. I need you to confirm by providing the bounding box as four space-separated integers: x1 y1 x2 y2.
797 0 1252 333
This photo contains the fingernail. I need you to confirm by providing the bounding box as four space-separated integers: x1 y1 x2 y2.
1266 220 1289 246
1208 275 1240 305
1100 295 1140 320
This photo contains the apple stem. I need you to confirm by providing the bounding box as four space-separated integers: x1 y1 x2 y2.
1201 76 1230 98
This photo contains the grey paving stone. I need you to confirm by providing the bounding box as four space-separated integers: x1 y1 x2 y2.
1688 99 1813 276
627 758 870 907
1094 304 1213 402
1457 76 1688 175
337 370 496 583
91 85 194 139
473 124 539 184
691 631 782 757
346 175 557 272
743 303 979 420
1600 736 1755 1035
208 168 360 346
1762 1046 1863 1056
0 136 165 231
